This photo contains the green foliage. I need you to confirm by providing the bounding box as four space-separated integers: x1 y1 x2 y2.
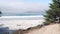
44 0 60 24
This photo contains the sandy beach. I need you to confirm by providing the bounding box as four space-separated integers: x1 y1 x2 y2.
24 24 60 34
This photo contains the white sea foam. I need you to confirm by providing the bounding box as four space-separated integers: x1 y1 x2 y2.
0 16 44 30
0 15 43 18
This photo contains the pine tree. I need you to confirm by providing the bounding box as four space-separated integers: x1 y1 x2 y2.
44 0 60 24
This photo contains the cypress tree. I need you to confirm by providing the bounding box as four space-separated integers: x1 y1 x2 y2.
44 0 60 24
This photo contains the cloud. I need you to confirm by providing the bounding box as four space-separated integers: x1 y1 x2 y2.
0 0 49 15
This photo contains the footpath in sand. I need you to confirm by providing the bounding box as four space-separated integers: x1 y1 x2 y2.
25 24 60 34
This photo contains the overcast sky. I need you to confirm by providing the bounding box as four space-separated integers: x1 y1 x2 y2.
0 0 52 16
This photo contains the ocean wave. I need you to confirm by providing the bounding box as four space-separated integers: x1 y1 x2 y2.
0 15 44 20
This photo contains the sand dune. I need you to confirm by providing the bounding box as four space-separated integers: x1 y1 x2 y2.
25 24 60 34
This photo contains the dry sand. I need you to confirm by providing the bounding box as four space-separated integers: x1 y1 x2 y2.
25 24 60 34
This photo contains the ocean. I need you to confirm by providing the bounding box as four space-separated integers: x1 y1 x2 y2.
0 15 44 30
0 15 44 34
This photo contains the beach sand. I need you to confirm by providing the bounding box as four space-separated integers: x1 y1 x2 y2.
24 24 60 34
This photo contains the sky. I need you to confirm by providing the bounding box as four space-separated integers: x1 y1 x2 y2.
0 0 52 16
